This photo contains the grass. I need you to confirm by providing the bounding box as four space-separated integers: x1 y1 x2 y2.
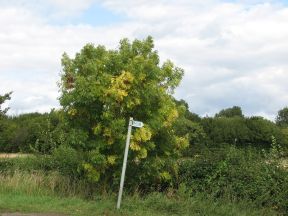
0 191 279 216
0 171 278 216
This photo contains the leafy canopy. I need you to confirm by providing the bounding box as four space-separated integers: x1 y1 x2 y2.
59 36 188 186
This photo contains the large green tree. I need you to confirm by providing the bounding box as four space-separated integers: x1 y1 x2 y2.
59 37 188 188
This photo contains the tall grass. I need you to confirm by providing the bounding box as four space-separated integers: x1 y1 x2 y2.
0 170 92 198
0 171 278 216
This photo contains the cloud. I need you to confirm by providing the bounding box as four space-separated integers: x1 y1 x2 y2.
1 0 288 120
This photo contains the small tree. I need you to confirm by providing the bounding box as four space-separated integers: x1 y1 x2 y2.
0 92 12 151
276 107 288 127
0 92 12 117
59 37 188 188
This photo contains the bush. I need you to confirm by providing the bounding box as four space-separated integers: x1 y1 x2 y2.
178 145 288 214
51 145 82 178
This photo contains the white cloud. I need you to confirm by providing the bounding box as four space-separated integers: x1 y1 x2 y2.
1 0 288 120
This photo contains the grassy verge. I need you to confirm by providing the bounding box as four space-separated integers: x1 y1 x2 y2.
0 191 279 216
0 171 278 216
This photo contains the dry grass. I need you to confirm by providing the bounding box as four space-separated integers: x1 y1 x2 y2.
0 153 31 159
0 171 91 198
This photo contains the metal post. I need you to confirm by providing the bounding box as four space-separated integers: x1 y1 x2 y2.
117 117 133 209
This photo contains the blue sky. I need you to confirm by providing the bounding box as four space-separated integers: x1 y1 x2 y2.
47 3 126 26
1 0 288 119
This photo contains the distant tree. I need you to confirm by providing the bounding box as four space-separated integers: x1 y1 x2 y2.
201 114 287 148
202 116 250 146
0 92 12 152
215 106 244 118
173 99 206 146
174 99 202 122
276 107 288 127
246 116 287 148
0 92 12 117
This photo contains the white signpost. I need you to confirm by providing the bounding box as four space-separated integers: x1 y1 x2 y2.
117 117 144 209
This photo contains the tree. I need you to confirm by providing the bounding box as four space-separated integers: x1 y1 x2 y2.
173 99 206 147
276 107 288 127
0 92 12 152
201 116 250 146
215 106 244 118
246 116 287 148
59 36 188 188
0 92 12 117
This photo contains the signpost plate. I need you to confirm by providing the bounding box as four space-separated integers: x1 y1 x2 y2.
131 120 144 128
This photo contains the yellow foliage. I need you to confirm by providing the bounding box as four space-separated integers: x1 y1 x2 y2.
133 127 152 142
137 148 148 159
160 171 172 182
107 155 117 165
126 98 141 109
176 135 189 150
164 108 178 127
82 163 100 182
103 128 112 137
92 124 102 135
105 71 134 102
138 73 146 81
130 141 141 151
103 127 114 145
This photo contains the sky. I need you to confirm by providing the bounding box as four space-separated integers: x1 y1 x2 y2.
1 0 288 120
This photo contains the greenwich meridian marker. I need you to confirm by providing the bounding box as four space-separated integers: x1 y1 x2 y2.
117 117 144 209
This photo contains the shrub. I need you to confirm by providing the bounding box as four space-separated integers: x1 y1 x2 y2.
51 145 82 178
178 145 288 214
